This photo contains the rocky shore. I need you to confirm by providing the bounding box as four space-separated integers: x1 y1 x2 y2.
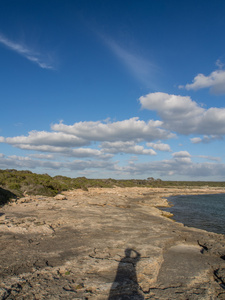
0 187 225 299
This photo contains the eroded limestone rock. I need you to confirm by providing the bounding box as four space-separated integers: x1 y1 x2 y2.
0 187 225 299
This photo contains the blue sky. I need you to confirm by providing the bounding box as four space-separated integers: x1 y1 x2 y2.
1 0 225 180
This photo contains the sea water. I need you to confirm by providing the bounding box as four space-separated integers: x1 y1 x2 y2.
163 193 225 235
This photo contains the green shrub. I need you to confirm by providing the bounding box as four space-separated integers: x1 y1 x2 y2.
0 169 224 206
0 187 17 206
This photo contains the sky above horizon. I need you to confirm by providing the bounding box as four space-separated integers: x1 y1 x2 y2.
1 0 225 180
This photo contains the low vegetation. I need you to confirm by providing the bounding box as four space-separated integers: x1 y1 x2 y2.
0 169 225 205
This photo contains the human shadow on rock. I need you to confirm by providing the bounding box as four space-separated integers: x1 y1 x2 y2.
0 187 16 206
108 248 144 300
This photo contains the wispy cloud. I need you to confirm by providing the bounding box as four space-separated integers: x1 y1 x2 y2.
0 33 54 69
197 155 221 162
100 34 159 88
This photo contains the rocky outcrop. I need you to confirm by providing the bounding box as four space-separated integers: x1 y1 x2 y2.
0 187 225 299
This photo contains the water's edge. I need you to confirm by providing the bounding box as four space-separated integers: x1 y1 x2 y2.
161 193 225 236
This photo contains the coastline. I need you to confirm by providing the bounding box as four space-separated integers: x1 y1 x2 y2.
160 192 225 236
0 186 225 299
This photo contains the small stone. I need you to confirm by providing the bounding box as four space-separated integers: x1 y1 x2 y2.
54 194 67 200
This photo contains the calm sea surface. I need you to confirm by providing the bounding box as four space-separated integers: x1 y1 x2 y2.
163 193 225 235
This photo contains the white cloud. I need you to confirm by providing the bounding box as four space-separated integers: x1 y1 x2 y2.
29 154 55 160
172 151 192 163
140 92 203 121
139 92 225 135
123 156 225 179
1 89 225 179
0 154 62 170
0 33 54 69
0 118 174 159
0 153 118 173
70 148 112 158
190 135 223 144
1 131 88 147
147 141 171 152
200 108 225 134
52 118 174 142
0 149 224 180
0 118 176 164
190 137 202 144
100 141 156 155
179 69 225 94
172 151 191 158
68 159 117 171
5 143 111 159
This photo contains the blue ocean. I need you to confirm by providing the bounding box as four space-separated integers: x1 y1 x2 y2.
163 193 225 235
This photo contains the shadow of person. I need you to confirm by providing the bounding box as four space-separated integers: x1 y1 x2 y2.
108 248 144 300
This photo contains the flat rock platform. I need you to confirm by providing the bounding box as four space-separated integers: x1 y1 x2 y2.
0 187 225 299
